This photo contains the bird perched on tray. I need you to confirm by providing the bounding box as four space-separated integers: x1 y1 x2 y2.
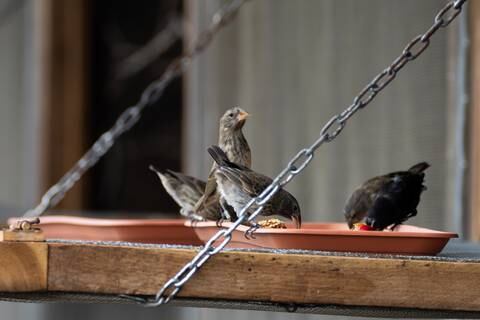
149 166 220 221
207 145 302 229
344 162 430 231
194 107 252 222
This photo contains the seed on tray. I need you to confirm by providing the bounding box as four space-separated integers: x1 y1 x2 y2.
258 219 287 229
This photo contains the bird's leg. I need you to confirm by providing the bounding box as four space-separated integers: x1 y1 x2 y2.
244 222 260 240
219 198 229 218
216 218 225 228
226 206 238 222
190 218 202 227
180 208 187 217
389 223 400 231
220 198 239 222
215 199 230 228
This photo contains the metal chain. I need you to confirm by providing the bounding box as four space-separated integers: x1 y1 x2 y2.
122 0 468 307
18 0 249 223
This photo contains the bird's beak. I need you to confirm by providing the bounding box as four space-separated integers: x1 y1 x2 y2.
237 111 250 121
292 214 301 229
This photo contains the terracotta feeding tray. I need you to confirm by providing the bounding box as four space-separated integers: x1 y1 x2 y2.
27 216 203 246
191 222 458 255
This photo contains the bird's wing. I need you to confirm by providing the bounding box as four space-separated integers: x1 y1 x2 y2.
167 169 206 195
196 194 221 221
193 164 218 212
365 192 399 230
218 166 271 197
367 171 424 229
241 172 272 196
204 166 218 196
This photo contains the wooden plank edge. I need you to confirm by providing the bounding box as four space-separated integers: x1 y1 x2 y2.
1 293 480 318
0 229 45 242
47 242 480 312
0 242 47 292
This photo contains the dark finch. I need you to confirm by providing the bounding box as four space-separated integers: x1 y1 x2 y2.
207 145 301 228
344 162 430 231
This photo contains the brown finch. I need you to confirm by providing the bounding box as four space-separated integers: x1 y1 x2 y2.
344 162 430 231
207 145 301 228
194 107 252 221
149 166 220 221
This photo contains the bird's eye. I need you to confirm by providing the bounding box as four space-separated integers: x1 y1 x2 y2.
228 113 234 118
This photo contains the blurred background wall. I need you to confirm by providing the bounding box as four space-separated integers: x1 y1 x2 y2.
0 0 38 215
0 0 471 319
0 0 44 318
184 0 459 231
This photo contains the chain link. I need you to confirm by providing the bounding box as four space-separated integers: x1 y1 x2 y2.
122 0 467 307
20 0 249 221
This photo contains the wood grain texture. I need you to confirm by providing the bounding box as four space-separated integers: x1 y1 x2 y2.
0 230 44 242
48 243 480 311
470 0 480 241
0 242 47 292
37 0 90 210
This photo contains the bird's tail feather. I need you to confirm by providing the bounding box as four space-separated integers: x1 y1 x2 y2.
166 169 190 185
150 166 185 182
408 162 430 174
149 165 173 186
207 145 230 166
149 165 166 177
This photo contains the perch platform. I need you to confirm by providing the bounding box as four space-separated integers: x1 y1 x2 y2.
0 216 477 318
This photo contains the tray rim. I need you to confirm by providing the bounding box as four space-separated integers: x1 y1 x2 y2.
12 216 188 227
188 221 459 239
11 216 458 240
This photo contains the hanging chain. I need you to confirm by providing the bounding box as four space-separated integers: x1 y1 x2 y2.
121 0 468 307
14 0 249 228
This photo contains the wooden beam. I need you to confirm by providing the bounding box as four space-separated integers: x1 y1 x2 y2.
0 230 44 242
47 242 480 311
470 0 480 241
0 242 47 292
36 0 90 210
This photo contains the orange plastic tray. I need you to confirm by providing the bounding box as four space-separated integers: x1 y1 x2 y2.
191 222 458 255
13 216 457 255
32 216 203 246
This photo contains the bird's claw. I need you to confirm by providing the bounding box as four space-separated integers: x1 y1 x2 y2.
244 223 260 240
189 215 206 228
190 219 199 227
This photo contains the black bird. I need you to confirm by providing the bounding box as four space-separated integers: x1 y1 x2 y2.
208 145 301 228
344 162 430 231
